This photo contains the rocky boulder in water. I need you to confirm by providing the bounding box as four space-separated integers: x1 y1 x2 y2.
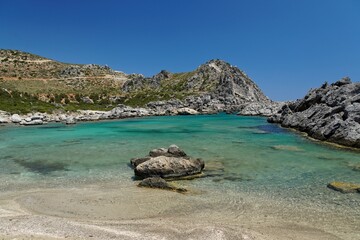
131 145 205 179
268 78 360 148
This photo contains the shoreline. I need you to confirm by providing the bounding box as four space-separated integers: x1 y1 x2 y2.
0 181 358 240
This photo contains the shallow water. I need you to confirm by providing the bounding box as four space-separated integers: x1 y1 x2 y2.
0 114 359 238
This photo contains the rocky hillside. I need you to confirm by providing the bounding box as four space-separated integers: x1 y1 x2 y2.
268 78 360 148
0 49 279 114
0 49 128 95
122 59 279 113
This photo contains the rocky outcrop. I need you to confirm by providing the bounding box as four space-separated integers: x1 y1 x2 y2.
237 102 285 117
123 59 278 114
131 145 205 179
268 78 360 148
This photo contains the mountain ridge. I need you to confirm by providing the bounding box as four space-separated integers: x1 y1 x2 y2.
0 49 277 114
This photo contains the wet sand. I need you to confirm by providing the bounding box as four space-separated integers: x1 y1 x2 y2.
0 181 359 240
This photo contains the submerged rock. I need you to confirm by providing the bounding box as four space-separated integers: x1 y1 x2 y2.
327 181 360 193
138 177 187 193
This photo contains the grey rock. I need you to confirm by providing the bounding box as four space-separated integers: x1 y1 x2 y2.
65 117 76 125
149 148 168 157
268 78 360 148
138 177 187 192
135 156 205 179
130 157 151 168
11 114 22 123
167 144 187 157
20 119 43 125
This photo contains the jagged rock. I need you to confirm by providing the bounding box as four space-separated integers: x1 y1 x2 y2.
11 114 22 123
268 78 360 148
237 102 285 117
138 177 187 193
135 156 204 179
327 181 360 193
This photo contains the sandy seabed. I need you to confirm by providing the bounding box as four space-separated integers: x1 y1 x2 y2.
0 179 359 240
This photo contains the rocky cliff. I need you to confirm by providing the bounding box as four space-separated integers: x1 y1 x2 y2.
268 77 360 148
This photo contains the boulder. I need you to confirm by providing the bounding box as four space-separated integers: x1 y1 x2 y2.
167 144 187 157
149 148 168 157
177 108 199 115
11 114 22 123
138 177 187 193
135 156 204 179
327 181 360 193
65 117 76 125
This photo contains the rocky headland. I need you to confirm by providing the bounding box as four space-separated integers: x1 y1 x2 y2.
268 77 360 148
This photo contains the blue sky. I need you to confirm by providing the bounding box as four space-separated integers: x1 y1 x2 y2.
1 0 359 100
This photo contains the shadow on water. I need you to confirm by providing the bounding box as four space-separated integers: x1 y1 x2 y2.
116 127 205 134
237 125 286 134
13 158 69 174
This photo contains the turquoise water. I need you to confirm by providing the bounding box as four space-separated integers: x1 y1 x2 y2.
0 113 359 202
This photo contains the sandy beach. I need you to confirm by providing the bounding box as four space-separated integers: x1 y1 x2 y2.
0 179 359 240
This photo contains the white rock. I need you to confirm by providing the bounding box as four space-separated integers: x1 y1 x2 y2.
11 114 22 123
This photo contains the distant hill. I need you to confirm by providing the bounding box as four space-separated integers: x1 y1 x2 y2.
0 49 272 113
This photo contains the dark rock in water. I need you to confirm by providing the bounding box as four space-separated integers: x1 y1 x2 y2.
148 145 187 158
327 181 360 193
167 144 187 157
149 148 168 157
14 159 68 174
135 156 204 179
138 177 187 193
130 157 151 168
268 78 360 148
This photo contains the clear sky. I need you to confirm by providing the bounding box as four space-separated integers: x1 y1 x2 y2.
1 0 359 101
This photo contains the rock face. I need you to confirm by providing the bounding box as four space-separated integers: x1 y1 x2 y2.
131 145 205 179
268 78 360 148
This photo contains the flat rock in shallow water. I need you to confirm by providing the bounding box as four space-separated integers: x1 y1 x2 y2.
327 181 360 193
138 177 187 193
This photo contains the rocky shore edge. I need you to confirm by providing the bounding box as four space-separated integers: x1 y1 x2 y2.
268 77 360 148
0 98 284 126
